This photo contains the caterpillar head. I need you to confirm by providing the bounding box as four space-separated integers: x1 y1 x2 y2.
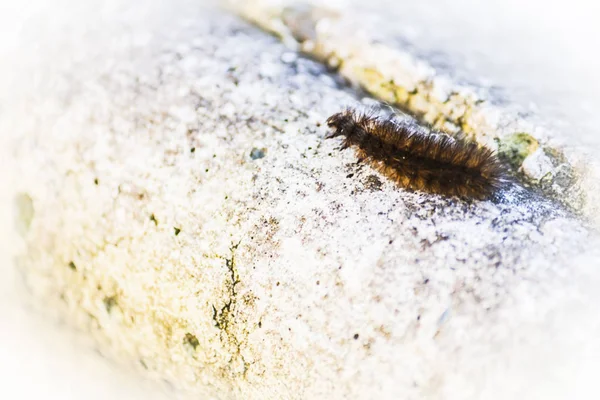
325 110 354 139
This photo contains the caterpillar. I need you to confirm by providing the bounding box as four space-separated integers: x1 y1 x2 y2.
325 108 508 199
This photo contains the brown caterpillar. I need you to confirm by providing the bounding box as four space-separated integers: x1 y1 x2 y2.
325 108 508 199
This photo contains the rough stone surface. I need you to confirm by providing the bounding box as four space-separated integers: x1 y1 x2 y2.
3 0 600 399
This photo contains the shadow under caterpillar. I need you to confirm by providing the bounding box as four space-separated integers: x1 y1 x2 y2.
326 108 508 199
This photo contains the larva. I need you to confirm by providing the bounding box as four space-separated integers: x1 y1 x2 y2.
325 108 507 199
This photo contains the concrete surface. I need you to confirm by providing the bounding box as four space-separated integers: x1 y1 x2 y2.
2 0 600 399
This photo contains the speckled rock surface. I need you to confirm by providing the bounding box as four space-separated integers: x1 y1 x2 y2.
4 1 600 399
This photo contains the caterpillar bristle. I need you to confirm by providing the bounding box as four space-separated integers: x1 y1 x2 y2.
326 108 508 199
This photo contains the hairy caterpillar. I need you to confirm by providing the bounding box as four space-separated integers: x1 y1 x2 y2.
326 108 507 199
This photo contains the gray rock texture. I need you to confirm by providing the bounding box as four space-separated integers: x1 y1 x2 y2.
3 0 600 399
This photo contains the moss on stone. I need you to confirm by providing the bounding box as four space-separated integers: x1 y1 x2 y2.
497 132 540 168
14 193 34 237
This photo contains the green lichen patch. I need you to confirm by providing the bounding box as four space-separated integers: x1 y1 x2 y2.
496 132 540 169
14 193 34 237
